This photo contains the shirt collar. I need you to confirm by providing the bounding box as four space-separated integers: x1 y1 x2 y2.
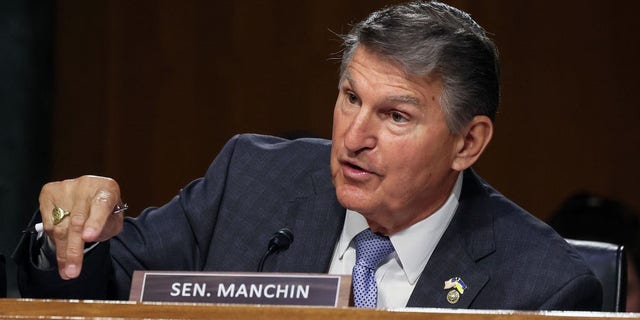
335 171 463 284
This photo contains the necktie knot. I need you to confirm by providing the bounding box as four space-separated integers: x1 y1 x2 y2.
354 228 395 269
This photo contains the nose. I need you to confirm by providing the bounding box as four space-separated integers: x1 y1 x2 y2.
343 108 377 154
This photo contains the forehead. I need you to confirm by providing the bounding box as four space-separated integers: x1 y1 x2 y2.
341 47 443 105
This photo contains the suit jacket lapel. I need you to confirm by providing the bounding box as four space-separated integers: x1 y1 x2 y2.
275 169 346 273
272 168 496 308
407 169 495 308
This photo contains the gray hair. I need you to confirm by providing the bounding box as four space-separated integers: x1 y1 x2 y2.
340 1 500 134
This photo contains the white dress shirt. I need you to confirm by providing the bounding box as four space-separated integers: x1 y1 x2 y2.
328 172 463 308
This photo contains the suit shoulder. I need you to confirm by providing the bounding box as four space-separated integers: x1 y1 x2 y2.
479 181 594 278
219 134 333 193
232 134 331 158
462 171 600 309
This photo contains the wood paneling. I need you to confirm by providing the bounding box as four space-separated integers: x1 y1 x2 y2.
52 0 640 220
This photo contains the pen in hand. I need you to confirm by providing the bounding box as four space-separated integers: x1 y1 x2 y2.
26 203 129 234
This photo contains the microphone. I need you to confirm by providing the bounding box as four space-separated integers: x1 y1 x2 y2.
257 228 294 272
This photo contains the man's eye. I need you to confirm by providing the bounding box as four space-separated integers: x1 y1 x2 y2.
391 111 408 123
347 92 359 104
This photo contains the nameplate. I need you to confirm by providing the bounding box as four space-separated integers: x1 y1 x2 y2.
130 271 352 307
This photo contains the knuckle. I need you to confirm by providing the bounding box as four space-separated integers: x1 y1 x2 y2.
69 214 86 229
100 177 120 193
51 227 67 241
56 244 67 260
39 182 53 195
66 246 83 259
85 177 121 205
39 181 60 200
94 190 116 203
78 175 94 183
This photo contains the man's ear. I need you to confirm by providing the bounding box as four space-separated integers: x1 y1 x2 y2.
452 115 493 171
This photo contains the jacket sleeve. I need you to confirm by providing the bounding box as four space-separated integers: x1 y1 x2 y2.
13 134 245 299
13 211 114 299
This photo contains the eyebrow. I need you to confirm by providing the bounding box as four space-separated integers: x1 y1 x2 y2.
341 71 423 108
386 95 421 107
339 71 354 90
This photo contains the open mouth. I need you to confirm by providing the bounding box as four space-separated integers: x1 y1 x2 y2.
347 162 364 171
343 161 372 174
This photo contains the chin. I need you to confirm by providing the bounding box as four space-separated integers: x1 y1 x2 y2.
335 185 375 213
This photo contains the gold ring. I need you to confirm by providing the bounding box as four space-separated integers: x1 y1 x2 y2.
52 207 70 225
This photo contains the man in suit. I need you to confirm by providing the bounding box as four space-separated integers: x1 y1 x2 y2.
14 1 602 310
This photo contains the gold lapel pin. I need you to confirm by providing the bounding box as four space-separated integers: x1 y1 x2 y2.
443 277 467 304
446 289 460 304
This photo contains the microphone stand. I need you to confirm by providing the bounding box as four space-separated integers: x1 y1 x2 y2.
257 228 294 272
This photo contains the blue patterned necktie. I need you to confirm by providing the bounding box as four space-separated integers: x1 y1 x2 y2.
352 228 395 308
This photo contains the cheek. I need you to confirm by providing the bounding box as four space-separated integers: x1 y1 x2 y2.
394 156 429 183
331 104 343 138
381 141 422 181
330 105 343 179
382 136 443 182
330 147 340 180
332 106 353 146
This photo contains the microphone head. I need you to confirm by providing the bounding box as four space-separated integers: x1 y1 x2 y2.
268 227 294 252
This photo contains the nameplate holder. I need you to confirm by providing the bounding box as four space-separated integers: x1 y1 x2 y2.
130 271 352 307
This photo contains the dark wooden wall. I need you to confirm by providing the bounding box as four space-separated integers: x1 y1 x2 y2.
51 0 640 221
